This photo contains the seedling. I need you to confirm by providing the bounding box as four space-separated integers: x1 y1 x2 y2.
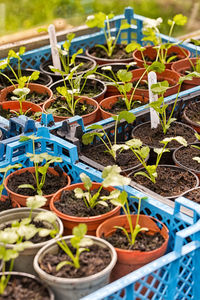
120 136 187 183
86 12 130 58
185 39 200 73
82 110 136 161
192 133 200 163
56 223 93 270
18 135 62 195
0 164 22 200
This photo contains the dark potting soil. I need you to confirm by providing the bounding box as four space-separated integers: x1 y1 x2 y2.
103 96 146 114
39 243 111 278
0 198 13 212
174 143 200 172
7 91 49 105
184 101 200 125
0 104 40 121
130 165 197 197
54 188 115 217
0 275 50 300
95 64 138 83
47 96 95 117
132 122 196 149
103 228 165 251
184 188 200 203
89 44 133 60
7 168 68 197
144 52 181 64
81 143 142 171
0 105 12 119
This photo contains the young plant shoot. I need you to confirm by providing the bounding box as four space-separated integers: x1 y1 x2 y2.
192 133 200 164
0 164 22 199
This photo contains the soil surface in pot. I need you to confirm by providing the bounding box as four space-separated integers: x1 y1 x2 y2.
133 122 196 149
130 166 196 197
183 188 200 203
95 64 138 82
7 167 68 197
54 188 115 217
184 101 200 124
47 97 95 117
103 228 165 251
174 143 200 172
102 96 146 114
0 105 41 121
0 198 13 212
144 51 182 64
81 144 142 171
89 44 132 60
7 91 49 105
0 275 50 300
39 243 111 278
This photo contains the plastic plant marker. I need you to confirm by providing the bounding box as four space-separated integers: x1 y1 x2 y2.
48 24 61 74
148 71 160 129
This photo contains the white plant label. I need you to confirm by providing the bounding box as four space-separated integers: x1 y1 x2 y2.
48 24 61 74
148 71 160 129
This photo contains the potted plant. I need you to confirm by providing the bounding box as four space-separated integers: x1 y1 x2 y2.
85 12 133 65
132 14 190 69
33 223 117 300
4 135 71 207
0 195 63 276
49 165 126 235
96 165 169 281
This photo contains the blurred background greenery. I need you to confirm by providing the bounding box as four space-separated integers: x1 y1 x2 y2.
0 0 199 37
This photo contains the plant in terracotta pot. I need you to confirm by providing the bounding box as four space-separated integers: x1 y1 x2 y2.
96 165 169 281
33 223 117 300
4 135 70 207
131 14 190 69
85 12 133 65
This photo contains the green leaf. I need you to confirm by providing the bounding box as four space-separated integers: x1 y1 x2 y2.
140 146 150 159
56 260 72 271
72 223 87 237
97 200 108 207
102 165 131 187
26 195 47 209
80 173 92 190
19 46 26 56
126 138 143 149
34 211 57 224
0 230 18 244
166 55 177 64
17 224 38 240
118 111 136 123
173 14 187 26
13 87 30 97
79 237 93 247
18 184 35 190
151 80 169 94
193 157 200 163
74 188 85 199
117 69 132 82
148 61 165 73
125 41 144 53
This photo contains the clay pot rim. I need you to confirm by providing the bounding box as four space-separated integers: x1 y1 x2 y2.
183 104 200 129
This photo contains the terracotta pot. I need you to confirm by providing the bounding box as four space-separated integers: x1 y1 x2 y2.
49 78 107 103
1 195 20 208
96 214 169 282
50 182 121 236
40 55 96 82
4 167 71 207
99 94 148 119
133 45 190 69
172 58 200 90
0 83 53 107
182 102 200 133
86 45 134 65
130 68 180 98
0 101 42 120
43 96 100 125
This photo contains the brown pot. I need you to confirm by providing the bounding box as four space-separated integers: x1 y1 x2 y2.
172 57 200 90
43 96 100 125
0 101 42 120
133 45 190 69
50 182 121 236
99 94 148 119
182 101 200 133
4 167 71 207
1 195 20 209
130 68 180 98
96 214 169 282
0 83 53 107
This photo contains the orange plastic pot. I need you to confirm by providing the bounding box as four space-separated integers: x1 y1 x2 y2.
0 101 42 120
43 96 100 125
130 68 180 98
133 45 190 69
99 94 148 119
182 103 200 133
1 195 20 208
96 214 169 282
172 58 200 90
50 182 121 236
4 167 71 208
0 83 53 107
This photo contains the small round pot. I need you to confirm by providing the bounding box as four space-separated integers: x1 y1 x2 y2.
133 45 190 69
0 207 63 275
172 58 200 90
33 235 117 300
0 83 53 107
182 101 200 133
43 96 99 125
40 55 96 82
96 214 169 282
0 271 54 299
130 68 180 98
86 44 134 65
99 94 148 119
49 78 107 103
4 167 71 207
0 101 42 120
50 182 121 236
